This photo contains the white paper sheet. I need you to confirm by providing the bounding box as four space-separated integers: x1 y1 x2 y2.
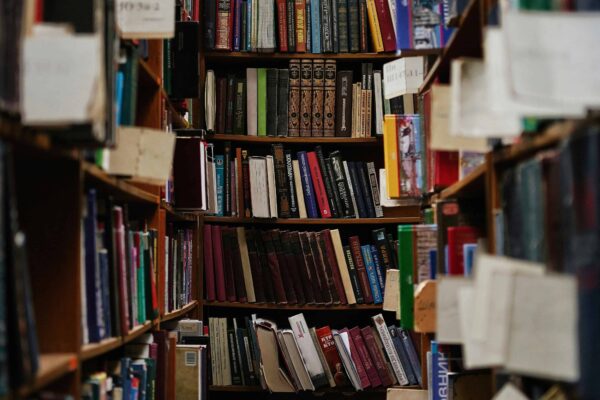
383 57 424 99
492 383 530 400
437 277 472 344
116 0 176 39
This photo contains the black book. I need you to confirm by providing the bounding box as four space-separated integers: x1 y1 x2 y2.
347 161 368 218
329 151 355 218
348 0 360 52
284 150 299 217
287 0 296 52
271 230 298 304
225 74 237 133
330 0 339 52
289 232 316 304
253 230 277 303
314 146 339 218
386 233 399 270
342 245 364 303
356 162 376 218
389 96 404 114
277 70 290 136
372 228 395 270
321 0 334 52
245 229 268 303
299 232 325 304
266 69 279 136
324 158 344 218
271 144 291 218
337 0 349 52
335 71 353 137
227 322 243 385
224 142 232 216
204 0 217 49
171 22 200 99
233 79 246 134
236 326 253 385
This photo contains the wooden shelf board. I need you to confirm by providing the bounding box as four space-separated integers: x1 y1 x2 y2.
80 337 122 361
205 133 382 145
209 385 402 393
202 216 422 225
435 162 487 200
161 300 199 323
83 162 160 205
139 59 162 87
204 301 383 311
205 49 441 62
162 201 198 222
419 0 482 93
122 321 155 345
18 353 78 397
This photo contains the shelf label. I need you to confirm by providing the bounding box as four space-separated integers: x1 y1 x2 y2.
116 0 176 39
383 57 424 99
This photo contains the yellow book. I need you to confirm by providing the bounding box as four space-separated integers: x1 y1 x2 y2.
366 0 385 53
384 115 400 198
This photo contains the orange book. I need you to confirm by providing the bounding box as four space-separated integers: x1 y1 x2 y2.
366 0 384 53
383 115 400 198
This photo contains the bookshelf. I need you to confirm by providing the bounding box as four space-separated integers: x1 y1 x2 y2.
204 301 384 311
203 216 422 225
204 49 441 61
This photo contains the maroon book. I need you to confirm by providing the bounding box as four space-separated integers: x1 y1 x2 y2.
373 0 396 52
211 225 227 301
281 231 307 304
221 227 238 302
320 229 348 304
152 331 169 400
260 230 288 304
276 0 289 52
290 231 316 304
245 229 266 303
345 327 370 389
271 230 298 304
308 232 333 304
315 231 340 304
230 228 248 302
113 206 130 336
361 326 394 387
349 327 381 388
204 224 216 301
299 232 325 304
216 77 227 132
252 229 277 303
348 236 374 303
173 137 204 209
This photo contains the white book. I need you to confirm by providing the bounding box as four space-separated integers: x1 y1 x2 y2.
249 157 270 218
387 0 397 36
374 71 384 136
246 68 258 135
288 313 327 388
266 155 278 218
199 141 208 210
372 314 409 385
342 161 360 219
205 70 216 131
330 229 357 304
292 160 307 218
257 0 276 51
332 330 362 391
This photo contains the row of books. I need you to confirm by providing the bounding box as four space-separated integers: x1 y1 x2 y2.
204 0 452 53
209 313 422 392
82 321 208 400
207 60 418 137
164 226 194 314
204 226 400 305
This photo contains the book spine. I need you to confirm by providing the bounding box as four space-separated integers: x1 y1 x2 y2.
231 231 248 302
374 0 396 51
266 69 279 136
310 0 322 53
359 0 368 52
343 245 364 303
329 151 355 218
347 162 368 217
224 142 232 215
352 327 382 387
311 60 325 137
307 152 332 218
357 162 376 218
306 0 312 52
324 159 344 218
276 0 289 52
233 79 246 133
348 0 360 52
299 232 323 303
330 0 339 52
399 328 422 386
395 0 410 50
300 60 313 137
398 226 414 329
343 161 360 219
277 69 289 136
293 160 308 218
337 0 349 52
295 0 307 52
204 0 217 49
257 69 267 136
246 0 253 50
204 227 216 303
260 231 288 303
369 244 386 292
321 0 333 53
246 69 258 135
245 230 266 303
372 315 409 386
288 60 301 137
389 327 417 385
361 245 383 304
233 0 243 51
361 326 394 387
367 0 384 52
271 144 291 218
309 233 334 304
225 75 236 133
334 71 353 137
348 328 371 388
372 228 393 270
349 236 373 303
366 162 383 217
314 146 338 217
242 151 252 217
285 150 299 217
216 0 233 50
228 328 242 385
321 230 348 304
280 233 306 304
297 151 320 218
287 0 297 51
272 231 298 304
221 229 237 301
216 77 227 133
323 60 337 137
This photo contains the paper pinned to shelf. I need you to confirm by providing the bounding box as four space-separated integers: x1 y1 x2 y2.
116 0 176 39
383 57 424 99
492 383 530 400
382 269 400 319
503 11 600 114
436 277 472 344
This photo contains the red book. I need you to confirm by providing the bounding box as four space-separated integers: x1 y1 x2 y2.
113 207 130 336
215 0 234 50
373 0 396 52
360 326 394 387
221 227 238 301
346 327 371 389
204 225 216 301
350 327 382 388
276 0 289 52
212 225 227 301
306 151 332 218
236 148 244 217
315 326 348 386
35 0 44 22
294 0 307 52
447 226 478 275
348 236 374 303
148 233 159 318
434 151 459 189
152 331 168 400
260 230 288 304
193 0 200 20
320 230 348 304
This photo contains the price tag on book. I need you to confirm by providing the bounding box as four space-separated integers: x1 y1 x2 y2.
382 57 424 99
116 0 175 39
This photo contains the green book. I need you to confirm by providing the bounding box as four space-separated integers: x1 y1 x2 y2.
423 208 434 224
257 68 267 136
398 225 415 329
137 233 146 324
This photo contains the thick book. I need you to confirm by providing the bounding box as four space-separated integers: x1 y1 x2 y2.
245 229 267 303
399 328 422 386
370 244 386 291
222 228 240 302
335 71 353 137
348 0 360 52
233 80 246 133
343 161 360 219
366 0 384 52
260 230 288 303
321 230 348 304
337 0 349 52
237 228 256 303
293 232 318 304
315 146 339 217
248 156 271 218
299 232 325 304
246 68 258 135
357 162 376 218
315 326 349 387
257 0 277 52
310 0 322 53
257 68 267 136
366 162 383 217
343 245 364 303
288 314 328 389
311 60 325 137
361 245 383 304
329 151 355 217
306 151 332 218
389 326 417 386
215 0 234 49
297 151 319 218
372 315 409 385
300 60 313 137
204 225 216 301
271 144 291 218
373 0 395 51
288 60 302 137
294 0 307 52
172 22 200 98
308 232 334 304
285 150 299 217
348 236 373 303
271 230 299 304
320 0 333 52
212 225 227 301
347 327 371 389
277 69 290 136
361 326 395 387
323 60 337 137
347 162 368 218
286 0 296 51
351 326 382 388
383 115 401 198
292 160 308 218
266 69 279 136
276 0 289 52
280 232 306 304
233 0 243 51
253 229 278 303
372 228 394 271
398 226 414 329
359 0 369 52
333 329 362 390
329 230 357 304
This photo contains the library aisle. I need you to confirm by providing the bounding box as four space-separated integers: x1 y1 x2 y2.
0 0 598 399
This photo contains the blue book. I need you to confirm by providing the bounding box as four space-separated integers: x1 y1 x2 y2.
131 362 148 400
84 189 101 343
431 342 449 400
297 151 319 218
310 0 321 53
444 245 448 275
395 0 411 50
98 250 111 339
246 0 252 50
389 326 417 385
369 245 385 291
463 244 477 277
233 0 243 51
399 328 422 386
429 249 437 280
120 358 132 400
115 71 125 126
361 245 383 304
348 162 368 217
215 155 225 216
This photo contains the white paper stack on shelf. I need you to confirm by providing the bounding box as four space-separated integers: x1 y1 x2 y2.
116 0 176 39
436 253 580 382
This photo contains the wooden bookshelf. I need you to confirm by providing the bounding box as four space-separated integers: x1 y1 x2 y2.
204 301 383 311
80 337 122 362
202 216 422 225
122 321 156 345
162 200 198 222
162 300 200 323
206 133 382 145
83 162 160 205
18 353 78 397
204 49 441 62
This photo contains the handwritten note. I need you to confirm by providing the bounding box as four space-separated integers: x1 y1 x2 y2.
116 0 175 39
383 57 424 99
